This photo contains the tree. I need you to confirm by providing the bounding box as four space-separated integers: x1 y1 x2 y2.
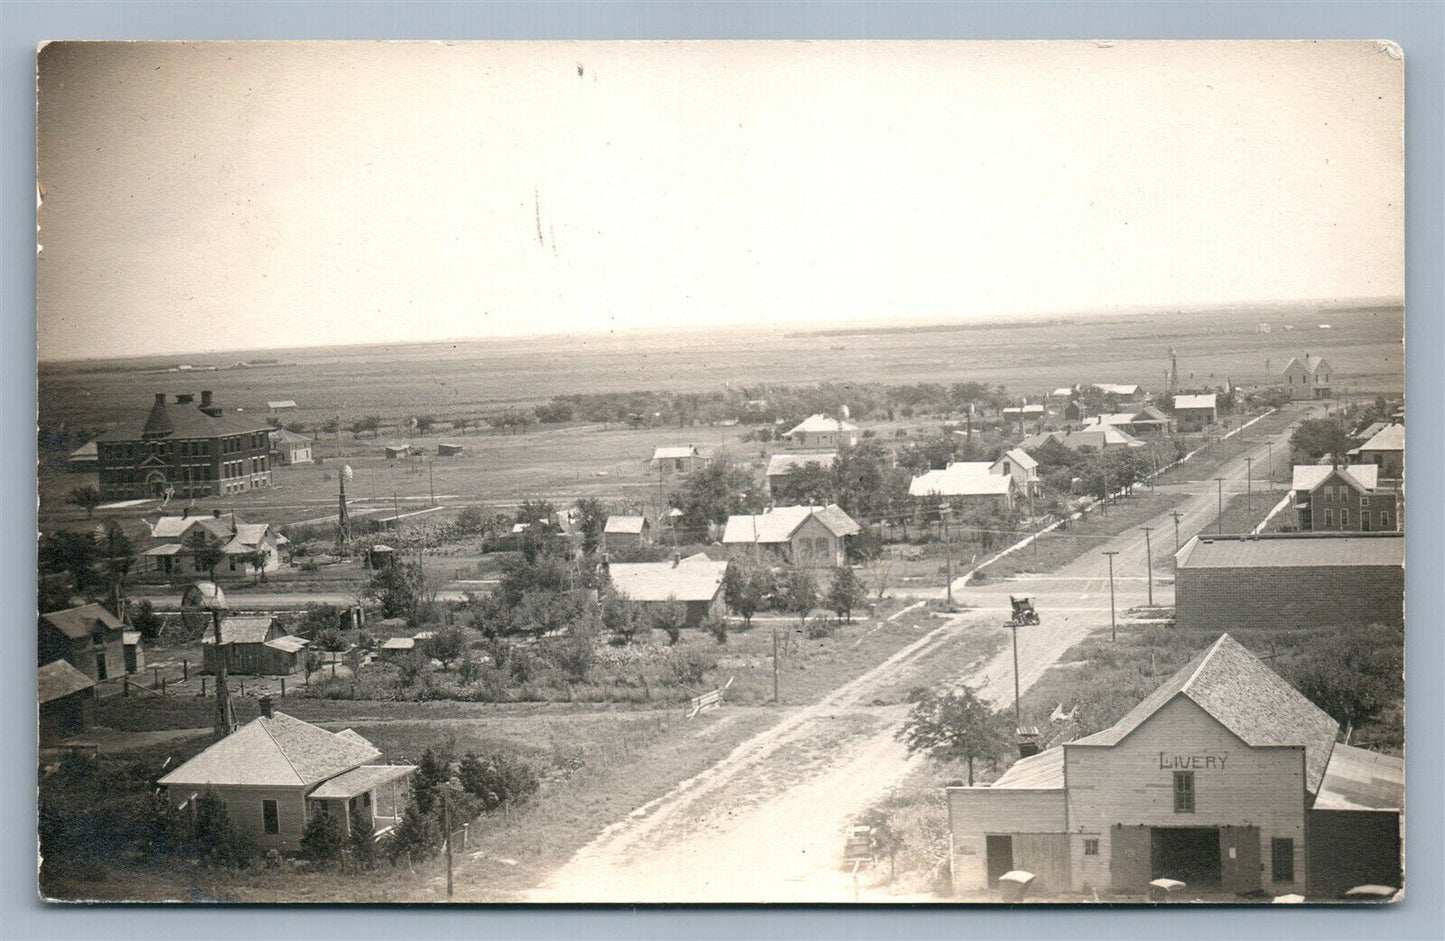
722 556 772 628
132 599 164 640
300 810 345 864
99 522 134 617
415 414 436 435
1285 624 1403 733
185 531 225 581
422 625 467 668
346 803 376 869
779 568 819 629
365 562 422 619
673 454 759 532
649 599 688 645
349 415 382 437
191 789 255 867
826 566 868 623
600 589 646 644
244 547 272 583
897 685 1012 786
457 750 540 812
67 485 101 519
574 497 609 556
1290 417 1355 466
772 461 834 506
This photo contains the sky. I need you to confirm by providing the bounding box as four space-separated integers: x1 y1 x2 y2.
36 40 1403 361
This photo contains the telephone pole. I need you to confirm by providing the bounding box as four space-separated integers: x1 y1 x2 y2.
1010 616 1023 730
442 788 454 898
1170 510 1184 554
940 503 954 605
1243 456 1254 512
1102 551 1119 642
1141 527 1154 606
772 627 780 705
1214 477 1226 534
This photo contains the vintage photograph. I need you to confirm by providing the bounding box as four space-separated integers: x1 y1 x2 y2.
35 40 1404 904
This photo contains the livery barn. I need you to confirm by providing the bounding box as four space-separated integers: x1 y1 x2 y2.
946 635 1402 899
1174 533 1403 633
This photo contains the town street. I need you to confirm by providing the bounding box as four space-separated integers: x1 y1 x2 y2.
523 416 1300 903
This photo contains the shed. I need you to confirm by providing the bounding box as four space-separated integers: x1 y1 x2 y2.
122 630 145 675
383 444 411 459
39 660 96 741
436 442 465 456
201 617 309 676
67 440 99 473
603 515 652 549
604 553 730 628
380 637 416 656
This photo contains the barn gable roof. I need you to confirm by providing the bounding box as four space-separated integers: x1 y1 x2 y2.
1353 423 1404 454
38 659 96 703
722 504 860 544
604 515 649 535
784 414 859 436
607 553 729 603
1291 464 1380 493
200 616 280 646
158 712 380 789
1070 634 1339 793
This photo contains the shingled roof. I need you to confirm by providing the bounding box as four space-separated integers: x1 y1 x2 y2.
41 603 124 640
784 414 859 436
1071 634 1340 793
607 552 729 603
722 504 861 544
158 712 380 789
1291 464 1380 493
38 660 96 704
96 394 271 442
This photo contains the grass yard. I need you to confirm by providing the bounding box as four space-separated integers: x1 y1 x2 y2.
1154 407 1299 485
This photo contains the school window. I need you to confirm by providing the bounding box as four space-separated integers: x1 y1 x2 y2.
1173 771 1195 813
262 799 279 835
1271 837 1295 882
1083 838 1099 856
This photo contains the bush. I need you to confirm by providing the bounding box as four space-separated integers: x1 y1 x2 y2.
706 617 729 645
806 616 840 640
457 751 541 811
300 811 345 864
131 600 164 640
191 789 256 868
663 647 716 688
649 601 688 645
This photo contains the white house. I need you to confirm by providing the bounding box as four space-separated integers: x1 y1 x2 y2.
782 415 859 449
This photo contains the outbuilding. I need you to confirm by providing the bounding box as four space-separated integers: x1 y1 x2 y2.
947 634 1401 899
604 553 730 629
1173 394 1219 432
39 603 126 683
603 515 652 551
436 441 466 457
39 660 97 741
201 617 310 676
1173 533 1403 633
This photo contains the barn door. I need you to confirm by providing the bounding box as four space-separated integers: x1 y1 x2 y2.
1219 825 1261 895
1111 824 1151 895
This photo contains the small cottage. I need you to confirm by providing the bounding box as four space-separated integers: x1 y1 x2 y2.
604 553 730 628
1172 394 1219 432
158 704 415 851
268 429 313 466
603 515 652 551
721 504 861 568
782 414 859 449
650 445 710 477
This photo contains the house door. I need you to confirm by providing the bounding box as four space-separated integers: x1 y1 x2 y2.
95 651 108 681
1219 825 1261 895
1110 824 1152 895
124 645 138 674
145 470 168 496
985 835 1014 887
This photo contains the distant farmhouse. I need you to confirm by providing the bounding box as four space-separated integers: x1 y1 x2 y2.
1091 383 1142 399
1281 355 1334 401
722 504 860 568
603 552 730 628
782 414 859 449
95 391 273 500
142 509 285 579
268 428 313 466
1172 393 1219 432
1084 406 1173 437
650 445 710 477
1291 465 1399 532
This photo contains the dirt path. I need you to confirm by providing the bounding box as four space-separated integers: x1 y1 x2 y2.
523 413 1302 903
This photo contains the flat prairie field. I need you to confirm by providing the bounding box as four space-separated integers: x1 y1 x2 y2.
37 304 1401 521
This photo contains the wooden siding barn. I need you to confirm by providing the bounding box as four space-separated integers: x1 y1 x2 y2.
39 660 96 741
201 617 309 676
39 603 126 683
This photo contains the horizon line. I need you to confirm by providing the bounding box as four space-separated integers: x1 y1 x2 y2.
37 294 1404 367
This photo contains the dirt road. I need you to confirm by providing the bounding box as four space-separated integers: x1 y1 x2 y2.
524 414 1301 903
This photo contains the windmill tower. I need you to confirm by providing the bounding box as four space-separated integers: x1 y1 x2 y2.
336 464 354 555
1168 348 1179 393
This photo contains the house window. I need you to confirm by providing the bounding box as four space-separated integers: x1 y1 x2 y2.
1381 511 1391 529
1083 838 1099 856
1361 496 1370 507
262 799 279 835
1340 508 1349 527
1173 771 1195 813
1324 509 1334 527
1271 837 1295 882
363 792 372 808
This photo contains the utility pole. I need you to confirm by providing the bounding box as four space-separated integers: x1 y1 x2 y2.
1141 527 1154 606
393 491 401 530
940 503 953 605
1102 550 1119 642
442 787 454 899
1010 616 1022 731
1214 478 1226 533
1267 439 1275 484
1101 467 1109 516
772 627 780 705
1170 510 1184 554
428 459 435 507
1244 456 1254 512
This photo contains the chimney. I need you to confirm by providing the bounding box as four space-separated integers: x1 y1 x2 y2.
154 392 166 405
201 390 213 408
181 507 190 519
175 393 194 404
258 695 274 719
213 509 222 519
